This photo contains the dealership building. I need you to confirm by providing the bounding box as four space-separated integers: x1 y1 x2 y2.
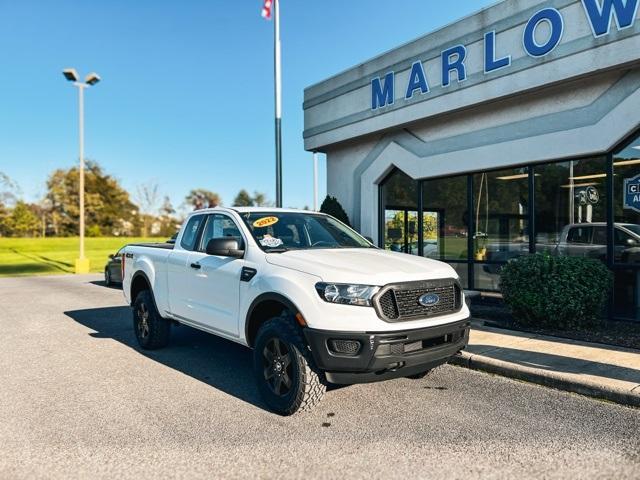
304 0 640 320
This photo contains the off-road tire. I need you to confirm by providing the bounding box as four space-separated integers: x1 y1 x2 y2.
253 316 326 415
406 369 432 380
133 290 171 350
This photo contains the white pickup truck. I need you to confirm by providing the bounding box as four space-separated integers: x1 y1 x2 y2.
122 207 470 415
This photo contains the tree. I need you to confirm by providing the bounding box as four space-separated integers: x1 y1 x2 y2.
320 195 351 226
233 189 254 207
157 196 179 237
185 189 221 210
0 172 19 207
6 201 40 237
46 161 138 236
31 197 52 238
0 203 9 237
252 191 272 207
232 190 272 207
160 196 175 217
135 182 161 237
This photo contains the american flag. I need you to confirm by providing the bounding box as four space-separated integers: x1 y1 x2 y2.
261 0 273 20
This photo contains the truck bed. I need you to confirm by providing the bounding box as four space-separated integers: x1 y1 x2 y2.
128 242 175 250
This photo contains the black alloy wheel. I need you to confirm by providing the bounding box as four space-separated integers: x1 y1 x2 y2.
132 290 171 350
253 316 326 415
262 337 293 396
136 302 151 340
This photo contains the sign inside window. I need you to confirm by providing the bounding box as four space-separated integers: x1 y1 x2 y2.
624 175 640 213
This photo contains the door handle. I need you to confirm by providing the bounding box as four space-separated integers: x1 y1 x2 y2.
190 262 201 270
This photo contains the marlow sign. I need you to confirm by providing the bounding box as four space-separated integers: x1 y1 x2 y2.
371 0 639 110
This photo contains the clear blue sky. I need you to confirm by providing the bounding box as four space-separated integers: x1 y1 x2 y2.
0 0 494 212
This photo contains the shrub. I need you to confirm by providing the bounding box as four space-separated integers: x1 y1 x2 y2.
499 254 612 330
87 225 103 237
320 195 351 227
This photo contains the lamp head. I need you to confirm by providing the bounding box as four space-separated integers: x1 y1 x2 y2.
85 73 101 86
62 68 79 82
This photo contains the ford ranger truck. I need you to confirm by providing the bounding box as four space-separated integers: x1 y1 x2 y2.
122 207 470 415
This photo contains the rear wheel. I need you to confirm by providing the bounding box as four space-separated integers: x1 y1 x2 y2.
133 290 171 350
253 316 325 415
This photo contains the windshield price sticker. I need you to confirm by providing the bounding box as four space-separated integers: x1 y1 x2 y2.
260 236 284 248
253 216 279 228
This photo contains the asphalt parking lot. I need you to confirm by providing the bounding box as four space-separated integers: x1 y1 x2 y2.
1 274 639 479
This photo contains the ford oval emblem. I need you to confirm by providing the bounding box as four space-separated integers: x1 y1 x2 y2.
418 293 440 307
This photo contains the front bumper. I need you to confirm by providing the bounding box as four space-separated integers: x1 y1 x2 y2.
303 317 470 384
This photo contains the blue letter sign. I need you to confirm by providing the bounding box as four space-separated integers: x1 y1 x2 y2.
405 61 430 99
624 174 640 213
369 1 635 110
523 8 564 57
484 31 511 73
371 72 395 110
581 0 639 37
441 45 467 87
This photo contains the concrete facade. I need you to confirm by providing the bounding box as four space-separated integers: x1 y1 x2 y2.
304 0 640 241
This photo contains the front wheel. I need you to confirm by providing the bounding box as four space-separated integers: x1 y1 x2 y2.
105 269 112 286
253 317 326 415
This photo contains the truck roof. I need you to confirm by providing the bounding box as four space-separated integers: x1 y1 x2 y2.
187 206 323 216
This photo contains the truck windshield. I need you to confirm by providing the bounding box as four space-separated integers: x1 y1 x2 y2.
240 212 373 251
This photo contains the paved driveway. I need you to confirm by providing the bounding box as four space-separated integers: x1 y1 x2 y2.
1 275 639 479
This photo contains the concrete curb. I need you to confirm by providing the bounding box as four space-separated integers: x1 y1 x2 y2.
450 351 640 409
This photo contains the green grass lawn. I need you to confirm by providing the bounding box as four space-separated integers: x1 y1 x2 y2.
0 237 154 277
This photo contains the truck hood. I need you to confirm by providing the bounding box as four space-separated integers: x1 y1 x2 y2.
265 248 457 285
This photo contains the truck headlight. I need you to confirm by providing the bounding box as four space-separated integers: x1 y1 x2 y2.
315 283 379 307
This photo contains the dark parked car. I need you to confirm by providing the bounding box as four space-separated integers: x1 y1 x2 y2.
104 247 125 286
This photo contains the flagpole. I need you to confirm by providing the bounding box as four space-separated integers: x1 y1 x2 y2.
274 0 283 208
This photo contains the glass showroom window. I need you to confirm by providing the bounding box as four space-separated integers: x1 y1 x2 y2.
473 168 529 290
534 157 607 259
612 134 640 320
613 137 640 264
422 175 469 287
380 169 419 255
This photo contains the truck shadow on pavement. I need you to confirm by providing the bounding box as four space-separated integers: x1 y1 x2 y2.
89 280 122 290
64 306 269 411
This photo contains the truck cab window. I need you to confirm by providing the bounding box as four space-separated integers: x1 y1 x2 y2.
180 215 205 251
199 214 244 251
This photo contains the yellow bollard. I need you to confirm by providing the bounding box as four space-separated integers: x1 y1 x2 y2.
75 258 90 274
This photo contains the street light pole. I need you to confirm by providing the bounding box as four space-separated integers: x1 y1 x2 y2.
78 83 85 261
63 68 100 274
274 0 283 208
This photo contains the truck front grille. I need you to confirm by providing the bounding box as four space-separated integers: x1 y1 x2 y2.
374 279 462 322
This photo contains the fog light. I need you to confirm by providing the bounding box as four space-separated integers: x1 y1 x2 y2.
328 339 361 356
376 344 391 356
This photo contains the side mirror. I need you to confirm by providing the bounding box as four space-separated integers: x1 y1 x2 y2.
108 254 115 259
206 237 244 258
627 238 638 247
